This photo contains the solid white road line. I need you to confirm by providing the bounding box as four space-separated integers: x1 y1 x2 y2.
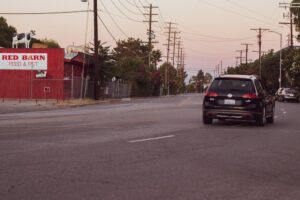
129 135 175 143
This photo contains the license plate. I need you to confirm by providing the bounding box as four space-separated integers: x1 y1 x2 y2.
224 99 236 105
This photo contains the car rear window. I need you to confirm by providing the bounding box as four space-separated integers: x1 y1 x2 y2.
209 78 255 93
284 88 297 93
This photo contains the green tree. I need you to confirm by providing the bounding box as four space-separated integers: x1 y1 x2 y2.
177 68 188 93
112 38 161 97
204 73 213 84
186 78 197 93
0 17 17 48
195 70 205 92
282 49 300 88
159 62 179 94
151 49 162 68
40 38 60 48
113 38 149 63
186 69 206 93
225 48 297 90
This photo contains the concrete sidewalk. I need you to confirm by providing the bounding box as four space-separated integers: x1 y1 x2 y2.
0 98 130 114
0 100 58 114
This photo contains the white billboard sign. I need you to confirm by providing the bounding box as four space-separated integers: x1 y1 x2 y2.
0 53 48 70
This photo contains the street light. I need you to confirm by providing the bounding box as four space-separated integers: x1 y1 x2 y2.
269 30 283 88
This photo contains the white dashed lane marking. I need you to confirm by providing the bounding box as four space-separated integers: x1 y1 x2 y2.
281 108 287 115
129 135 175 143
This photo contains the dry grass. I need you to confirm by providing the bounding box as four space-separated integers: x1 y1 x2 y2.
56 98 109 107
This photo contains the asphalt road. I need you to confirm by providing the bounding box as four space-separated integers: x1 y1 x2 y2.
1 94 300 200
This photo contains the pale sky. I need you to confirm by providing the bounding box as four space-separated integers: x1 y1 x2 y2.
0 0 295 78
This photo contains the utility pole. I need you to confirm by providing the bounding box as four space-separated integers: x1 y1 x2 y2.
290 11 294 48
93 0 100 100
235 57 239 67
250 28 270 79
172 31 181 67
177 40 181 71
164 22 176 95
179 48 185 72
269 30 283 88
279 12 294 48
164 22 176 64
253 50 267 55
144 4 159 68
180 48 184 69
236 50 244 66
220 60 223 75
241 43 252 67
279 2 296 48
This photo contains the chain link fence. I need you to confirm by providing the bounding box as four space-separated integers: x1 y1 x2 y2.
0 77 132 102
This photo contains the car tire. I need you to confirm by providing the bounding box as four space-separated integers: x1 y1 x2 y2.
203 113 213 125
256 108 266 127
266 117 274 124
266 106 275 124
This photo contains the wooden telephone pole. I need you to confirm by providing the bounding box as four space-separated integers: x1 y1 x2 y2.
144 4 159 68
164 22 176 95
250 28 269 79
241 43 252 67
279 2 297 48
93 0 100 100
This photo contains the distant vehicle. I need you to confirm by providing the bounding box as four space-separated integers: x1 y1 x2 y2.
202 75 275 126
276 88 300 102
275 87 285 100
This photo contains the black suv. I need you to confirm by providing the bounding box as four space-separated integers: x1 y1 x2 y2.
202 75 275 126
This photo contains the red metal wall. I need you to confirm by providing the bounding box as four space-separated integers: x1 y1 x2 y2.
0 48 65 99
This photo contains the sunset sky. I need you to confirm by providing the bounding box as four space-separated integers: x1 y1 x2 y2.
1 0 295 78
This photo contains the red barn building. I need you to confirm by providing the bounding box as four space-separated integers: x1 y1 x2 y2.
0 48 68 100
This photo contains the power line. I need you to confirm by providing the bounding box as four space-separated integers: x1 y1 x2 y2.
182 31 256 40
116 0 142 15
124 0 141 7
142 0 151 5
196 0 280 27
137 0 146 7
224 0 279 23
101 8 145 24
183 37 255 44
132 0 146 15
241 43 252 67
110 0 143 22
100 0 129 38
97 14 117 42
130 0 149 29
0 10 93 15
158 8 166 24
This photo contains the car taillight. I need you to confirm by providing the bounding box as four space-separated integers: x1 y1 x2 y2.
205 91 218 97
242 93 258 99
